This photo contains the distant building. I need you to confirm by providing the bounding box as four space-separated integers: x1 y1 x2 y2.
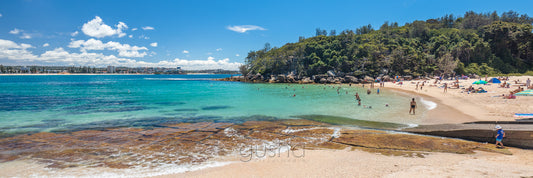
107 66 116 73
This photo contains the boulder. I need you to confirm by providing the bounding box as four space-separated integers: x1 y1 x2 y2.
364 76 374 82
276 74 286 83
301 77 313 84
382 75 391 81
327 70 336 77
344 76 357 83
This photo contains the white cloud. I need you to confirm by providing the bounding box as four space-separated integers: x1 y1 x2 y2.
150 42 157 47
227 25 266 33
168 58 241 70
182 50 189 54
236 54 240 57
142 26 154 30
216 48 222 51
43 43 50 47
0 13 2 18
20 33 31 39
0 39 37 60
81 16 128 38
0 39 241 70
132 28 138 31
68 38 148 57
10 28 21 35
71 31 79 37
207 56 215 60
128 35 133 38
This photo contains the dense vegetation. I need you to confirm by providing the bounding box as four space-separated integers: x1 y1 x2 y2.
242 11 533 78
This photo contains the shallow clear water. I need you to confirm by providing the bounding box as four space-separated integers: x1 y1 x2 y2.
0 74 428 134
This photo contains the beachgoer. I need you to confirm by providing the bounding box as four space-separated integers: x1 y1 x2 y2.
377 88 380 94
409 98 416 115
358 100 361 106
355 92 360 101
495 125 505 148
385 104 389 107
367 89 371 95
416 82 419 90
527 78 531 88
443 83 448 93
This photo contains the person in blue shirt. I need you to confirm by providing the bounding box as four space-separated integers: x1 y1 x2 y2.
495 125 506 148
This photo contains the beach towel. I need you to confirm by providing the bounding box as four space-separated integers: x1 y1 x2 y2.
514 113 533 118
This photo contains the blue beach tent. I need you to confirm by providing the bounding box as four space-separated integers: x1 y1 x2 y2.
489 78 501 83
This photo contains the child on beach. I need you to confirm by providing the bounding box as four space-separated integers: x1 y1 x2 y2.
495 125 506 148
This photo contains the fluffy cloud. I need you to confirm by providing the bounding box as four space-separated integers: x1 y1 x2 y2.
182 50 189 54
0 39 242 70
43 43 50 47
150 42 157 47
207 56 215 60
71 31 79 37
227 25 266 33
132 28 138 31
0 39 38 60
216 48 222 51
9 28 21 35
142 26 154 30
165 57 242 70
81 16 128 38
0 13 2 18
128 35 133 38
68 38 148 57
236 54 240 57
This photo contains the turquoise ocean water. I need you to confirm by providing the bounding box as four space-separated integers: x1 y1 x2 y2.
0 74 429 135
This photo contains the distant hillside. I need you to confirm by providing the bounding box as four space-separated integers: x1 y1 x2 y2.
241 11 533 78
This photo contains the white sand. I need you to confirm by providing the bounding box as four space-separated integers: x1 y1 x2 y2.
158 148 533 178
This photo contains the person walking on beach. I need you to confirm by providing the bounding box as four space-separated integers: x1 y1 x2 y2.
495 125 505 148
409 98 416 115
443 83 448 93
527 78 531 88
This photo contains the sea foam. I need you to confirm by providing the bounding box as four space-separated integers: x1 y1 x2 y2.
420 97 437 110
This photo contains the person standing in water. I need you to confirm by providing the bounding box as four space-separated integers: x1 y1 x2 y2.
409 98 417 115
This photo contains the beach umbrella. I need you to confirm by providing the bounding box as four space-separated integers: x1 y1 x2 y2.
488 78 501 83
514 89 533 96
472 80 487 84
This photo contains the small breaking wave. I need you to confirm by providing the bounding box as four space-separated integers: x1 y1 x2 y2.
420 97 437 110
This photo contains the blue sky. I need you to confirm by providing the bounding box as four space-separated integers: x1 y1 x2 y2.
0 0 532 70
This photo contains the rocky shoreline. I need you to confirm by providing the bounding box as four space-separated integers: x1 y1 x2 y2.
216 72 407 84
0 119 511 171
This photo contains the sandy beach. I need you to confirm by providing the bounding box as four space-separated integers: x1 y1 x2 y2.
385 75 533 124
155 76 533 178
